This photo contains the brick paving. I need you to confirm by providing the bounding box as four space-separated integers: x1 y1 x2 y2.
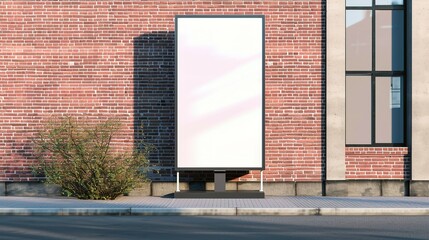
2 196 429 209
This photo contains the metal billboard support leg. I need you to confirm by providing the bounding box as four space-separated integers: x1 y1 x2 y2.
260 170 264 192
214 171 226 192
176 172 180 192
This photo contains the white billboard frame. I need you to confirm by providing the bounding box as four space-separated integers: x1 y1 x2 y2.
175 15 265 170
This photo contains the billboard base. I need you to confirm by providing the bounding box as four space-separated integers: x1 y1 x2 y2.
174 190 265 199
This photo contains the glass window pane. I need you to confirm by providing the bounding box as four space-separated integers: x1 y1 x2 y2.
347 0 372 7
346 10 372 71
346 76 372 144
376 10 404 71
376 77 404 144
376 0 404 5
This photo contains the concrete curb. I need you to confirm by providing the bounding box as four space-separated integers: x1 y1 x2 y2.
319 208 429 216
237 208 319 216
2 207 429 216
0 208 131 216
131 208 237 216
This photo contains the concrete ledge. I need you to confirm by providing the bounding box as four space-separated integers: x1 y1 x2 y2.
381 181 406 197
237 182 296 196
319 208 429 216
0 181 414 197
127 182 151 197
6 182 61 197
264 182 295 196
237 182 260 191
410 181 429 197
0 182 5 196
326 181 382 197
326 181 347 196
237 208 318 216
296 182 322 196
131 208 237 216
151 182 189 197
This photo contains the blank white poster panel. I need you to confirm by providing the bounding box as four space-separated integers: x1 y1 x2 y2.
177 17 264 169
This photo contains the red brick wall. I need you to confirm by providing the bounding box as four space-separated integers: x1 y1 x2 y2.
1 1 407 183
346 147 410 179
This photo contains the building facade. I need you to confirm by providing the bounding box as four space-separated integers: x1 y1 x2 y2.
1 0 428 196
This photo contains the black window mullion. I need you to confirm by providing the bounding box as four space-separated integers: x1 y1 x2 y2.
346 6 404 10
374 6 405 10
346 71 372 76
374 71 405 76
371 75 376 144
403 2 408 146
346 7 372 10
371 0 376 145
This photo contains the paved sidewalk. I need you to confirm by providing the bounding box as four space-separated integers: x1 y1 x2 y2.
1 196 429 216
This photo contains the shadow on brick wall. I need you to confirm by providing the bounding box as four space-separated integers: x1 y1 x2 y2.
133 32 176 181
133 32 247 182
321 1 327 194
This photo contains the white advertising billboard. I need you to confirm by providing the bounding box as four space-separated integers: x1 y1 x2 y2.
176 16 264 170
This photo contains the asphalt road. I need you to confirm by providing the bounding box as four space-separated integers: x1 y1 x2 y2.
0 216 428 240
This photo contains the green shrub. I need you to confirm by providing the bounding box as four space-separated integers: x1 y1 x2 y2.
33 116 152 200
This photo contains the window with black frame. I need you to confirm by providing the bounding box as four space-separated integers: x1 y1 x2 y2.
345 0 405 146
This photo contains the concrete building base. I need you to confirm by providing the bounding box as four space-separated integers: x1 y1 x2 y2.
126 182 152 197
151 182 189 197
0 182 5 196
263 182 295 196
296 182 323 196
381 180 408 197
326 181 381 197
326 180 408 197
5 182 61 197
410 181 429 197
0 180 413 197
